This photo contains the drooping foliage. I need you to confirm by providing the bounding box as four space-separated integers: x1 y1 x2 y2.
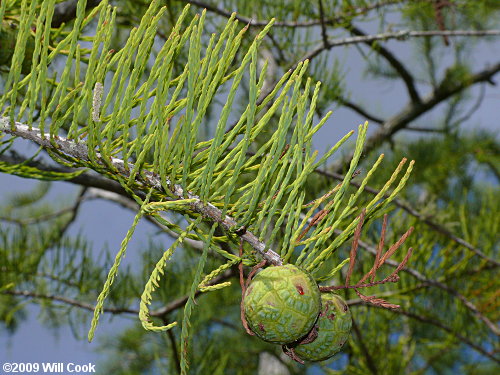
1 0 498 374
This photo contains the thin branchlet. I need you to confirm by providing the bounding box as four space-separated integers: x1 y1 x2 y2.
0 117 284 265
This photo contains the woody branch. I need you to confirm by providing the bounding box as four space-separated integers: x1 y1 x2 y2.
0 118 283 266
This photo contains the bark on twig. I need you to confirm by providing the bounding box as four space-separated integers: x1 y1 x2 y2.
0 119 283 266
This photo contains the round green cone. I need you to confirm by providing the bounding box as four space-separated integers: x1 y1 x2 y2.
294 293 352 362
243 264 321 344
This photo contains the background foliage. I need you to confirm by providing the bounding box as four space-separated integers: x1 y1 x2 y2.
1 1 499 374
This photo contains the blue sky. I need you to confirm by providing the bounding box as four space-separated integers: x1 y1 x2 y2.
1 8 499 374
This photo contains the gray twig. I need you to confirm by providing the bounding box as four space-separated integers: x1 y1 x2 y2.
178 0 401 28
0 119 283 266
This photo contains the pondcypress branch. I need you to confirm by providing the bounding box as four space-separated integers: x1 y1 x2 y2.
0 149 142 197
392 308 499 363
338 98 385 124
179 0 404 28
4 145 490 271
358 62 500 158
295 30 500 68
0 118 283 266
8 147 492 334
349 302 500 364
8 285 496 364
320 169 499 267
352 233 500 337
347 24 422 104
1 269 235 318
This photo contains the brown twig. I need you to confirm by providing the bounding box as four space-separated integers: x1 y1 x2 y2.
345 209 366 287
372 214 388 282
355 289 400 310
319 212 414 310
279 143 290 159
433 0 453 45
239 240 255 336
245 260 267 290
320 277 401 292
282 346 305 365
303 170 361 208
386 247 414 280
352 225 415 288
317 168 500 267
350 234 500 336
296 209 329 243
317 0 329 47
257 189 281 208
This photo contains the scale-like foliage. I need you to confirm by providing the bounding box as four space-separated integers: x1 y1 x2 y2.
0 0 416 371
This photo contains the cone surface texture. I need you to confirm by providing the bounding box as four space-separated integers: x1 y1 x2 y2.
243 264 321 344
294 293 352 361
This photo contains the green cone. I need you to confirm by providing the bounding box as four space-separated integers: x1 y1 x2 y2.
243 264 321 344
294 293 352 362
